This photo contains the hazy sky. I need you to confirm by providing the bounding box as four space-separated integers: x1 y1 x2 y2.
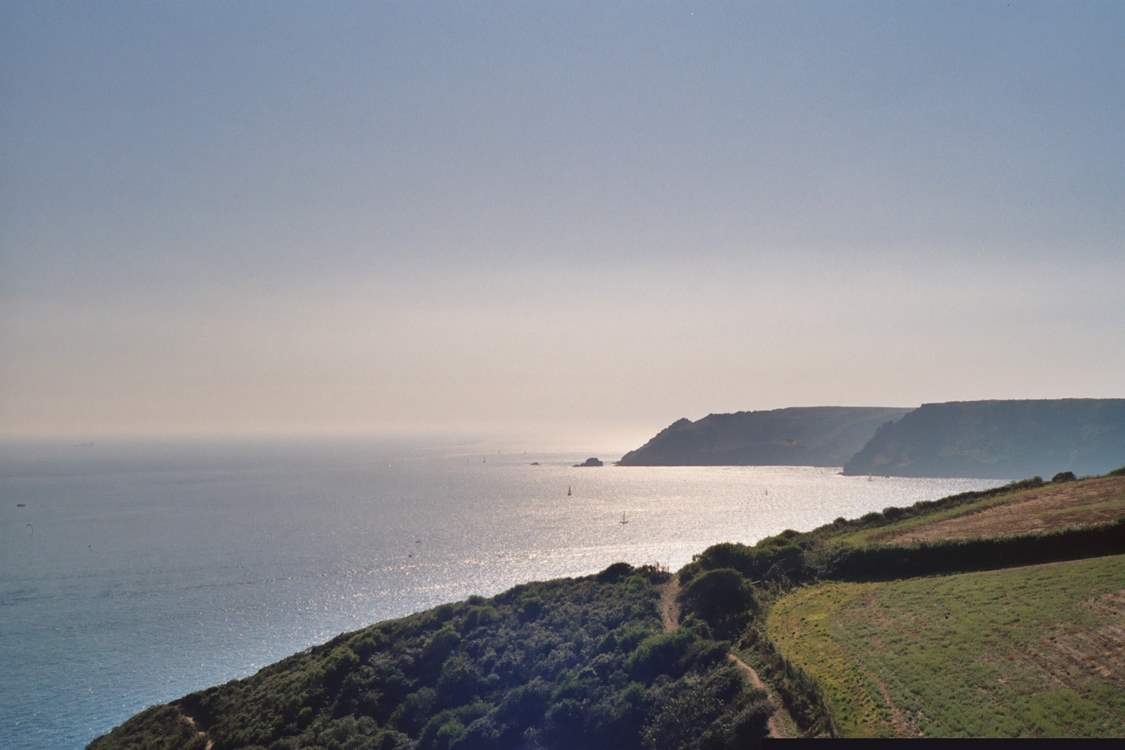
2 1 1124 441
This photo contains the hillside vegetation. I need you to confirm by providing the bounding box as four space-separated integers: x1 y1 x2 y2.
618 407 910 466
843 398 1125 478
90 565 771 750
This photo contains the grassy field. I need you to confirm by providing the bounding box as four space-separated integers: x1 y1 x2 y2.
766 554 1125 737
833 476 1125 547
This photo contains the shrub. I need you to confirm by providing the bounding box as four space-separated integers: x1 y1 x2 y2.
677 569 757 640
626 631 696 681
597 562 635 583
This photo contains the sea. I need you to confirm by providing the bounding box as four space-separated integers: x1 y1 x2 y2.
0 435 1006 748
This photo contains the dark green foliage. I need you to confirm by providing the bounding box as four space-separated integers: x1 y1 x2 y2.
87 705 210 750
1110 465 1125 477
1052 470 1077 482
643 666 772 750
813 518 1125 580
596 562 635 582
680 533 809 585
626 630 697 681
678 569 757 639
91 563 769 750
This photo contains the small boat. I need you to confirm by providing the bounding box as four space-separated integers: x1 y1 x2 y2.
16 503 26 508
619 512 628 525
567 486 572 497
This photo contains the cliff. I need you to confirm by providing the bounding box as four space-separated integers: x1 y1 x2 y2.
618 407 911 467
842 398 1125 478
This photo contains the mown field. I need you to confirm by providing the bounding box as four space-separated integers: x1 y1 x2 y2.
832 475 1125 547
766 554 1125 738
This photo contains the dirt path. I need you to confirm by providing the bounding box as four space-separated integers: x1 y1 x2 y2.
179 709 214 750
660 577 793 738
727 653 796 738
659 577 681 632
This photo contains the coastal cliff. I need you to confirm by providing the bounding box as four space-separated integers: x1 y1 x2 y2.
618 407 911 467
842 398 1125 478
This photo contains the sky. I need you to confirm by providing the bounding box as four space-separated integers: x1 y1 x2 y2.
2 1 1123 442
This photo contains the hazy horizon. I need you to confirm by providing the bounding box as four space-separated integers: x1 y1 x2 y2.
4 2 1124 438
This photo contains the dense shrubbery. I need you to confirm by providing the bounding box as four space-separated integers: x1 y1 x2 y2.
679 531 810 586
91 564 769 750
677 569 757 640
811 517 1125 580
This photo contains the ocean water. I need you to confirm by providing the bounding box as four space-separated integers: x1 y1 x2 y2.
0 436 1005 748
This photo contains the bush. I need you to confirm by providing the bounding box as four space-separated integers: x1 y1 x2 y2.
814 518 1125 580
677 569 756 640
597 562 635 582
1052 471 1077 482
626 631 696 681
686 537 809 584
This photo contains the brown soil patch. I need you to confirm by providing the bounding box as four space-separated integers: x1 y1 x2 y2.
882 476 1125 545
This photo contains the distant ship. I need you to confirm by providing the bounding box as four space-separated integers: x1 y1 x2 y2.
567 486 572 497
619 512 628 525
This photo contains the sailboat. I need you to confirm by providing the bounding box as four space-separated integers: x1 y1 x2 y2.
567 486 572 497
619 512 628 525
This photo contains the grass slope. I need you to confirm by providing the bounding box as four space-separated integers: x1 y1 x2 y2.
832 475 1125 547
766 554 1125 738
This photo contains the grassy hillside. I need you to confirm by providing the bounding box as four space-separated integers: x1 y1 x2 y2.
843 398 1125 478
832 475 1125 547
90 565 771 750
766 555 1125 737
680 469 1125 738
618 407 910 466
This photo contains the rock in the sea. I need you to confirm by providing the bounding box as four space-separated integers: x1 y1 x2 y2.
574 457 604 467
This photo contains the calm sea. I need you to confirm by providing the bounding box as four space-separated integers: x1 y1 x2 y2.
0 436 1004 748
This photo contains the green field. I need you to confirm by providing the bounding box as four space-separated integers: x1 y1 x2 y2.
766 554 1125 737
